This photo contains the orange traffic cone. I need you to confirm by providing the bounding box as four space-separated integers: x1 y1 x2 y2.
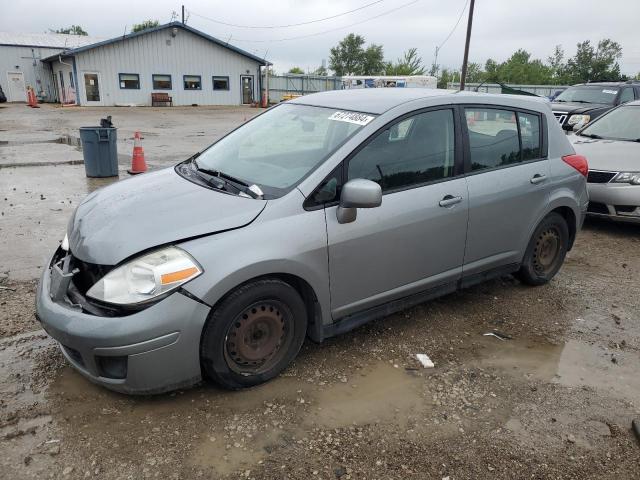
127 131 147 175
27 87 39 108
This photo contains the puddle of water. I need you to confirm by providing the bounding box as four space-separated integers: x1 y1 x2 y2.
308 362 425 429
478 337 640 401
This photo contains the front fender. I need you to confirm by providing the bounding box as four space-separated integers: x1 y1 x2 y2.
178 203 331 340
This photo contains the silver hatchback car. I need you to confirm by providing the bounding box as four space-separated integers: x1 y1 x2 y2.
36 89 588 393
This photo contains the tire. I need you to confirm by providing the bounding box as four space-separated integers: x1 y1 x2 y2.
200 279 307 389
515 212 569 286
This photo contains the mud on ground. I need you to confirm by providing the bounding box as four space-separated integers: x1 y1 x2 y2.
1 218 639 480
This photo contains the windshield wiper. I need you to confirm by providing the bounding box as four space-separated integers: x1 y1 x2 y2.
193 160 263 199
579 133 602 139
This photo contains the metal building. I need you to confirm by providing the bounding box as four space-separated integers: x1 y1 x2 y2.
41 22 269 107
0 32 102 102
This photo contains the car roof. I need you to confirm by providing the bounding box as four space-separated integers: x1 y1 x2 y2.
571 82 629 87
288 88 550 115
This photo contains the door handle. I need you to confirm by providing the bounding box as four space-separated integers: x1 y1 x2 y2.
439 195 463 207
530 174 547 185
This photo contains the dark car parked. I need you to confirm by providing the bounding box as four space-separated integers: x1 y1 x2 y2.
0 84 6 103
551 81 640 131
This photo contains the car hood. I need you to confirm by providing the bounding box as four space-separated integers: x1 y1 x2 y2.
569 135 640 172
550 102 608 114
68 167 267 265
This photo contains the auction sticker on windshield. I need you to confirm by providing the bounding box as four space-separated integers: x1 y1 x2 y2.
329 111 375 126
602 89 617 94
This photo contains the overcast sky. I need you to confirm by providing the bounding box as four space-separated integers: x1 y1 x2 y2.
2 0 639 76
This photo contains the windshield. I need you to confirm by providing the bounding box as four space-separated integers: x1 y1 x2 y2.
579 105 640 141
554 86 619 105
194 104 373 197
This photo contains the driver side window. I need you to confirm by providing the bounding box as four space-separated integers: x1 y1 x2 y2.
347 109 455 192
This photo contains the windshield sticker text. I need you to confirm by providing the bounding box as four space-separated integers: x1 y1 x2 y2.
328 111 375 126
602 89 617 94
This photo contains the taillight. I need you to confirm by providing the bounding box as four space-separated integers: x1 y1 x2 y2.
562 154 588 177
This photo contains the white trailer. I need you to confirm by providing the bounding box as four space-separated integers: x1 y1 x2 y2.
341 75 437 90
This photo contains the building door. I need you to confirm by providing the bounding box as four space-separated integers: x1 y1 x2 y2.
83 72 102 106
241 75 254 104
6 72 27 102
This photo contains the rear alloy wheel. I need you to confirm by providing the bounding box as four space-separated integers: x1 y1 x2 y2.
516 212 569 286
201 279 307 389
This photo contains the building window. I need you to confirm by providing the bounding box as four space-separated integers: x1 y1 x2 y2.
69 71 74 88
119 73 140 89
212 76 230 91
152 74 172 90
183 75 201 90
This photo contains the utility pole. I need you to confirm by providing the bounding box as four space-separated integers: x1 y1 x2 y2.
434 46 439 85
459 0 476 91
181 5 185 24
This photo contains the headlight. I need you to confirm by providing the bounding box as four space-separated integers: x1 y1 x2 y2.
86 246 202 305
61 233 69 251
567 114 591 127
612 172 640 185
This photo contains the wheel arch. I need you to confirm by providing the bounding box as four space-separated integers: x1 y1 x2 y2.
199 271 326 347
549 205 577 250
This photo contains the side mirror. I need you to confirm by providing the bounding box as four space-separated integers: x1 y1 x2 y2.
336 179 382 224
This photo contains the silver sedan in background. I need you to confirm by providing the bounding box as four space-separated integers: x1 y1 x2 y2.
571 100 640 223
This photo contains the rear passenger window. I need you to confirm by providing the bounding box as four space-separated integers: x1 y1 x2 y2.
465 108 520 170
348 109 455 192
518 112 541 160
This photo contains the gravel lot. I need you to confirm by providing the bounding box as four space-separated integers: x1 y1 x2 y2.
1 103 639 479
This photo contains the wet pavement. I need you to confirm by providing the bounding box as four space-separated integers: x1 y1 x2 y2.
1 103 640 479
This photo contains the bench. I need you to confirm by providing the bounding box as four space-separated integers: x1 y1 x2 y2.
151 92 173 107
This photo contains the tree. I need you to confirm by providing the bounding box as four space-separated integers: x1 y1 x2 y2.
484 59 499 81
465 62 484 83
329 34 384 76
547 45 566 83
132 20 159 33
564 39 622 83
288 67 305 74
329 34 366 76
385 48 426 75
53 25 88 36
313 65 328 76
437 68 460 89
361 44 385 75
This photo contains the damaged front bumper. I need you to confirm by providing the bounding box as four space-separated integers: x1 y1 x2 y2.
35 250 211 394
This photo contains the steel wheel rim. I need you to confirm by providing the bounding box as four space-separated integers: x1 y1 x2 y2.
224 300 293 375
533 227 561 275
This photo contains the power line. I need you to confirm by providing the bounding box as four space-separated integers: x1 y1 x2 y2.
437 0 469 51
188 0 387 29
201 0 421 44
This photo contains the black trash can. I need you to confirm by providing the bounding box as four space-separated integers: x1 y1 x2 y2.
79 127 118 177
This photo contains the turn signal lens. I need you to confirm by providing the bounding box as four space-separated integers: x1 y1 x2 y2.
562 154 589 177
161 266 200 285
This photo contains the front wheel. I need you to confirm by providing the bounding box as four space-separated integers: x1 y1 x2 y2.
516 212 569 286
200 279 307 389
